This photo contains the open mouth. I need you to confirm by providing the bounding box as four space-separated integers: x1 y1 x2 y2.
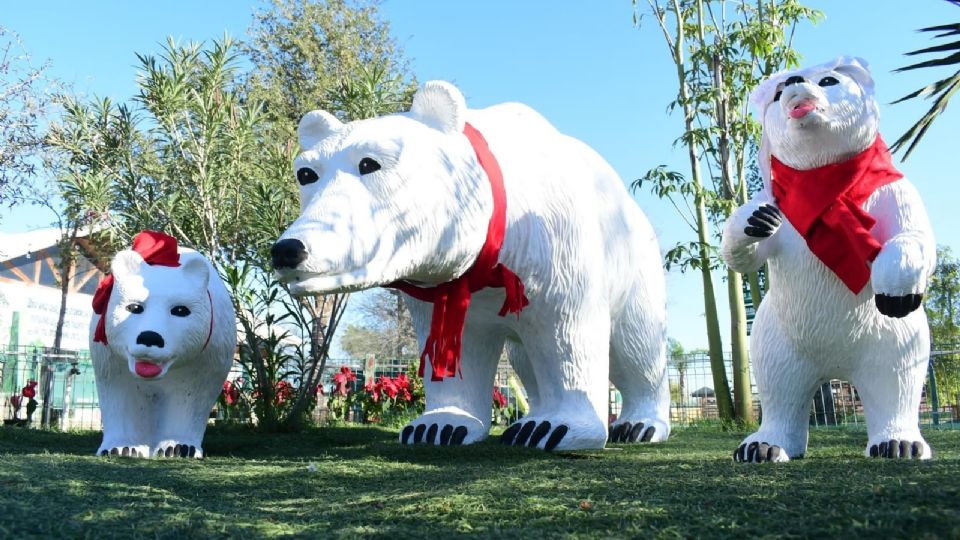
128 357 170 379
284 272 376 296
789 98 818 119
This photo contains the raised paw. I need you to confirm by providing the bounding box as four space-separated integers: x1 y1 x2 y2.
867 439 931 460
501 420 569 451
874 293 923 318
97 445 149 458
733 441 790 463
400 423 469 446
744 204 783 238
154 444 203 459
608 421 657 443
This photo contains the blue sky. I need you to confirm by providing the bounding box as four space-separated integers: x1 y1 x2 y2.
2 1 958 351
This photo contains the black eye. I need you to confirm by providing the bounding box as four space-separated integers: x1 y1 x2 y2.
773 90 782 102
171 306 191 317
358 157 381 175
126 303 144 314
297 167 319 186
818 76 839 87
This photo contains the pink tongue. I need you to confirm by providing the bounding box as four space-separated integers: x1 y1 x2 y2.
790 101 816 119
135 361 163 378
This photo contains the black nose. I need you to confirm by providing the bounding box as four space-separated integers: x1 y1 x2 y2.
136 331 165 348
784 75 807 87
271 238 308 270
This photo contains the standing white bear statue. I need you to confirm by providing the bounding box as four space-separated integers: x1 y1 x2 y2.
90 230 236 458
272 81 669 451
721 57 936 462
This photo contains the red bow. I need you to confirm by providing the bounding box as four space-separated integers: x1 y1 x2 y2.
92 231 182 345
771 136 903 294
389 122 529 381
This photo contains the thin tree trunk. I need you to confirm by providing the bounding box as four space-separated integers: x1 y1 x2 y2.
728 269 753 424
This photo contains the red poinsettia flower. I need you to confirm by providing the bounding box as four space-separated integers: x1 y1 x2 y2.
21 380 38 399
364 378 381 403
222 380 241 406
274 380 294 405
492 387 507 409
380 376 399 399
333 366 357 397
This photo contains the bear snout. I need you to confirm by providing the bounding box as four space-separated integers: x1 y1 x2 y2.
136 330 165 348
271 238 308 270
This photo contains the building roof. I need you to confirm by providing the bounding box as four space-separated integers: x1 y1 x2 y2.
0 227 65 261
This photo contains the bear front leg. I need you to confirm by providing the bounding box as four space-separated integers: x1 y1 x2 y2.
95 375 156 458
152 376 220 458
872 232 932 318
500 306 611 451
400 328 506 447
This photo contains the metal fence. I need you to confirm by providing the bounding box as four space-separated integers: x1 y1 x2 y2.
3 345 958 431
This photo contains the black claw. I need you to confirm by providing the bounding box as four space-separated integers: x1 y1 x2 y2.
769 445 781 461
628 423 644 443
734 445 745 462
870 444 879 457
181 445 190 458
911 441 921 458
155 449 163 458
875 294 922 318
887 439 898 459
544 425 568 452
641 426 656 443
451 426 468 445
110 448 119 456
189 446 197 458
413 424 426 444
514 421 537 446
401 425 414 444
426 424 438 445
121 447 129 457
878 441 888 458
440 424 453 446
757 443 770 463
99 450 108 457
617 422 632 443
746 442 759 463
528 422 552 448
165 446 173 458
609 423 625 443
501 423 522 445
899 440 909 459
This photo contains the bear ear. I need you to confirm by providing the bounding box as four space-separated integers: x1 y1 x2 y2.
179 252 210 290
410 81 466 133
833 56 874 97
298 110 344 149
112 250 145 281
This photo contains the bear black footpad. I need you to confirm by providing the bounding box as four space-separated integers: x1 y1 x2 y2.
101 446 143 458
869 439 924 459
401 423 468 445
875 294 923 318
733 441 782 463
608 422 655 443
501 420 568 451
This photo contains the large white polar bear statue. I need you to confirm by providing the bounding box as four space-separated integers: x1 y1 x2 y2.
721 57 936 462
271 81 669 451
90 230 236 458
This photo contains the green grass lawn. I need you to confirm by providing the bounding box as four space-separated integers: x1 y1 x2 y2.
1 425 958 539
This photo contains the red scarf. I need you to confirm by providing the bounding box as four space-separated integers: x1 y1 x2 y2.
389 122 529 381
92 231 214 349
771 136 902 294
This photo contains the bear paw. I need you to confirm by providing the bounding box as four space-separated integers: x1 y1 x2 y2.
733 441 790 463
867 438 931 460
400 409 486 446
97 444 151 458
154 443 204 459
608 418 669 444
743 204 782 238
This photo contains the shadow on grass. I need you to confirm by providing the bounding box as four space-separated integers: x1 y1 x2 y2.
1 425 958 538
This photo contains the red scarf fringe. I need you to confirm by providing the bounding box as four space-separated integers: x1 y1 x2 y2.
390 122 529 381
